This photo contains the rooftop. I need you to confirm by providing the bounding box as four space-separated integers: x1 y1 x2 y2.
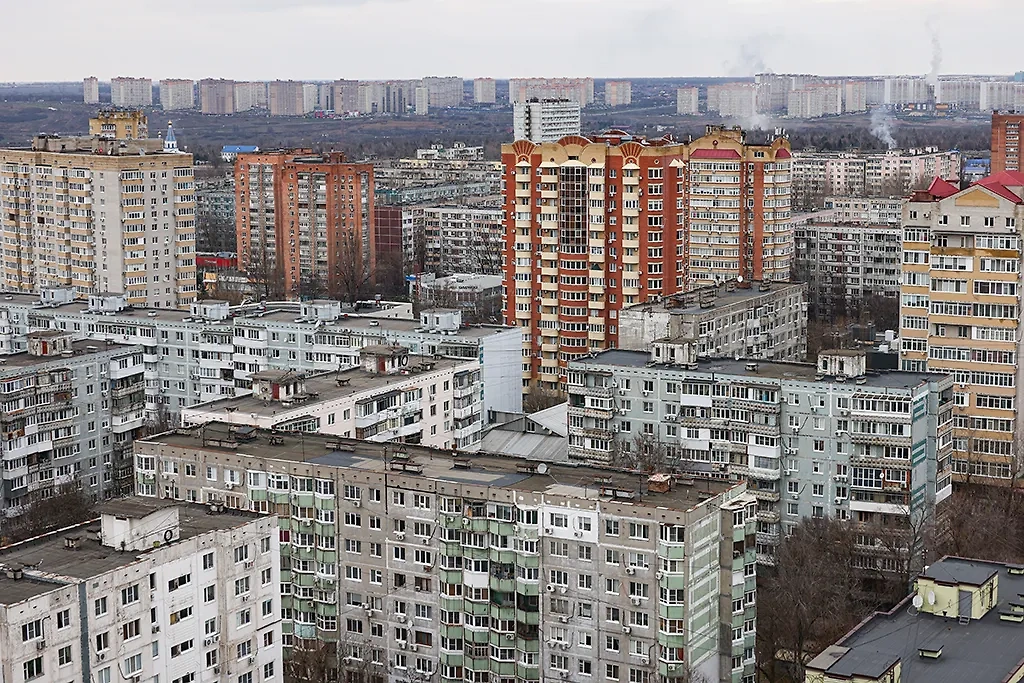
572 350 946 391
624 282 804 316
186 358 475 419
0 498 264 605
807 558 1024 683
0 338 136 370
424 274 503 291
143 422 737 511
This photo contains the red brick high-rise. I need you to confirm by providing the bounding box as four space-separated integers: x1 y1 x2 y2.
235 151 374 300
991 112 1023 174
501 126 792 391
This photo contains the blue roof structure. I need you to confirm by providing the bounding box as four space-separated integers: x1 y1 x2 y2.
222 145 259 154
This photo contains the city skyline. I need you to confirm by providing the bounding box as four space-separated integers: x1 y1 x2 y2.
4 0 1022 82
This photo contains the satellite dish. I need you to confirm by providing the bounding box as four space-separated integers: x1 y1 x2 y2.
912 595 924 609
737 276 744 283
536 463 549 475
927 591 936 605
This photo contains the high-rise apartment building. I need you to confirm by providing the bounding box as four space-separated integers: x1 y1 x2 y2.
509 77 595 105
935 79 982 110
843 81 868 112
415 86 430 115
159 79 194 110
883 77 932 106
991 112 1023 173
0 498 282 683
0 330 144 513
707 84 758 118
234 81 265 111
268 80 311 116
422 76 463 108
473 77 496 104
83 76 99 104
512 99 582 143
793 197 902 317
980 82 1024 111
604 80 632 107
422 206 504 275
136 421 760 683
332 79 360 112
786 84 841 118
88 108 148 139
200 78 236 114
567 346 952 572
501 126 792 389
0 123 196 307
110 76 153 107
899 172 1024 484
676 87 699 115
302 83 318 113
235 150 373 299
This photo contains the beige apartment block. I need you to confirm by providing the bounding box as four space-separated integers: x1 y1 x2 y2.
0 123 196 307
899 172 1024 485
159 79 195 110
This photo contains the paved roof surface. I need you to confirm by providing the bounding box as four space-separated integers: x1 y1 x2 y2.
142 422 736 511
921 558 1000 586
0 339 137 370
0 498 264 604
809 558 1024 683
622 282 803 316
572 350 946 390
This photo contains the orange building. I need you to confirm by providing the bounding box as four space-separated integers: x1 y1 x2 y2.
501 126 792 390
991 111 1023 174
235 151 374 300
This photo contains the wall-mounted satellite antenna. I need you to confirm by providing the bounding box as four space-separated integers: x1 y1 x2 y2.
912 594 924 609
927 591 936 606
537 463 549 475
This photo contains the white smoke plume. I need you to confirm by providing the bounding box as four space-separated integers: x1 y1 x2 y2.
926 20 942 87
869 107 897 149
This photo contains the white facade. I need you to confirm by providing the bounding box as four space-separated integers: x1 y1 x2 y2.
707 83 758 118
513 99 582 143
980 81 1024 111
83 76 99 105
110 77 153 107
604 80 632 107
473 77 496 104
302 83 318 113
843 81 867 113
509 77 595 105
422 76 463 108
676 87 699 115
159 79 195 110
415 86 429 116
0 499 282 683
883 77 932 105
787 85 841 118
935 80 982 110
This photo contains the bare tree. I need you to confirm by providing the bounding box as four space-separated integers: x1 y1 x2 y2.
610 432 669 473
329 230 374 304
756 517 878 683
285 638 337 683
0 483 96 544
522 385 563 414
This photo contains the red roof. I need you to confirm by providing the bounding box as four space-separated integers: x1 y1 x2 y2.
973 170 1024 204
775 148 792 159
926 176 959 199
690 148 741 159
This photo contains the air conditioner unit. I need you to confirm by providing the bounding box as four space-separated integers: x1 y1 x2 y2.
409 644 418 652
152 625 160 633
213 667 221 675
619 389 626 395
225 482 235 489
204 638 213 646
545 528 554 535
97 652 106 661
505 633 514 641
574 531 583 538
547 639 558 647
244 561 254 569
631 597 642 606
462 518 471 526
353 499 361 507
835 497 844 505
558 586 567 594
791 494 799 500
642 390 650 396
546 584 556 593
397 641 407 649
395 531 406 540
36 641 46 651
639 656 650 665
249 656 256 664
241 595 249 602
655 571 664 580
558 615 568 624
622 626 632 634
625 566 636 575
396 614 407 623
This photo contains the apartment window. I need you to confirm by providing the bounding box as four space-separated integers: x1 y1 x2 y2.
23 657 44 680
121 584 139 605
95 597 108 616
21 620 43 641
56 609 71 629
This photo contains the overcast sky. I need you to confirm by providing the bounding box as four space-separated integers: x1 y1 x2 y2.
5 0 1022 82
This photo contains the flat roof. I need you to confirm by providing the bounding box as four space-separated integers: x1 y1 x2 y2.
0 339 136 370
188 358 474 419
809 558 1024 683
624 282 804 316
573 350 945 390
143 422 736 511
0 498 264 604
921 558 1000 587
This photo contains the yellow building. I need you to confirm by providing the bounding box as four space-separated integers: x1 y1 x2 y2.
0 127 196 308
88 109 149 140
804 557 1024 683
898 172 1024 486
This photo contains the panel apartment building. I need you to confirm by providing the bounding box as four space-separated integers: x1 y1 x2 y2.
110 77 152 107
793 198 902 319
501 126 793 390
135 422 760 683
567 345 953 571
899 171 1024 484
791 148 962 210
0 121 197 308
235 150 373 299
0 297 522 429
181 343 485 451
0 330 145 516
991 111 1023 174
617 281 807 360
159 79 195 110
0 498 282 683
